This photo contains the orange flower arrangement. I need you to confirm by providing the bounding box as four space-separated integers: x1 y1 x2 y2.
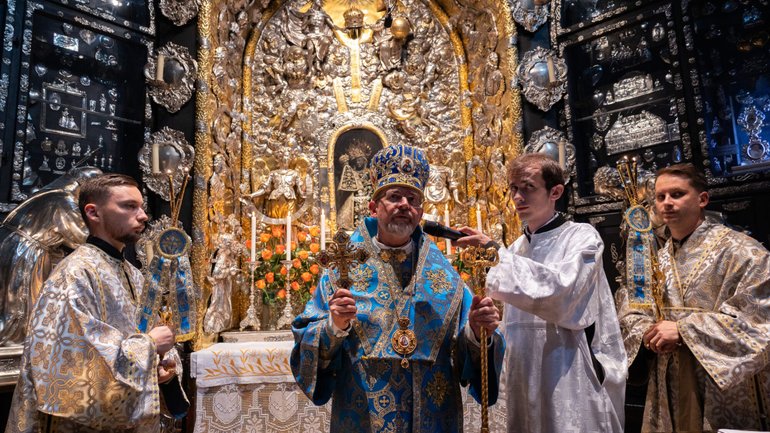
271 226 283 238
252 224 323 308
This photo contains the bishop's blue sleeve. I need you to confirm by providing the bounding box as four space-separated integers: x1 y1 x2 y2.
290 272 346 406
456 286 505 406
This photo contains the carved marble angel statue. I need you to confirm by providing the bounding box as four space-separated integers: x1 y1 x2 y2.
203 214 245 334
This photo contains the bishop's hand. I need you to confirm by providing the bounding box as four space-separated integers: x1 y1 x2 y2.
329 288 357 331
468 295 500 340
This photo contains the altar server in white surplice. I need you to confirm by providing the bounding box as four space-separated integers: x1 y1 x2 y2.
457 153 627 433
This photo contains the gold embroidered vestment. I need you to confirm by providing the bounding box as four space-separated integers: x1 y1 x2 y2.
7 244 161 433
617 221 770 432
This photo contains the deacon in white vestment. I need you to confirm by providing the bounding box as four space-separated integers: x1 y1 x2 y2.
458 153 626 433
7 174 181 433
618 164 770 432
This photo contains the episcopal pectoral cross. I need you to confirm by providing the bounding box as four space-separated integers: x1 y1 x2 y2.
460 246 500 433
317 229 370 291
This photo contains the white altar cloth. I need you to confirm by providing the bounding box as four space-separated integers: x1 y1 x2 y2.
190 341 507 432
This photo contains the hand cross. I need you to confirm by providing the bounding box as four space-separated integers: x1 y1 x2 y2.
317 229 370 291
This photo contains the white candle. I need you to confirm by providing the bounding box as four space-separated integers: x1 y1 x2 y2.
156 54 165 82
320 208 326 250
286 213 292 262
151 142 160 174
145 240 154 263
558 141 566 169
443 204 451 255
476 205 483 232
250 214 256 263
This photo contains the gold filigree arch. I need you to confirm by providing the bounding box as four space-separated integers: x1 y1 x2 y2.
191 0 523 348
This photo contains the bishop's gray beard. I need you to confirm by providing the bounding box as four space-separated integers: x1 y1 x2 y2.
385 222 414 238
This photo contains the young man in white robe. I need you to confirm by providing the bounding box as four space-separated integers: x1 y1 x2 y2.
456 153 627 433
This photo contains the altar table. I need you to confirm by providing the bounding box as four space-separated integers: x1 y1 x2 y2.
190 340 508 432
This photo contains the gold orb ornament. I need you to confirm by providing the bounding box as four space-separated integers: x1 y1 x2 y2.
391 16 411 39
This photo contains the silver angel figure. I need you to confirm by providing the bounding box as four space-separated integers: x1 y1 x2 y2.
203 214 245 333
424 149 461 218
0 166 102 346
246 149 307 219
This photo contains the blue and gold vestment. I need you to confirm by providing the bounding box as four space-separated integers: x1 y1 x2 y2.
292 218 504 432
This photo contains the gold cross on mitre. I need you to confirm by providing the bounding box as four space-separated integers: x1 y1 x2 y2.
317 229 370 291
459 245 499 433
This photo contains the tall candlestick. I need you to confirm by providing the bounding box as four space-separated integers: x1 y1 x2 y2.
476 205 483 232
286 213 292 262
250 214 256 263
443 204 451 255
320 208 326 250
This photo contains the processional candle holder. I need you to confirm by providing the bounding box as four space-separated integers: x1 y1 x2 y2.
616 157 663 321
142 136 195 340
460 246 499 433
155 168 191 326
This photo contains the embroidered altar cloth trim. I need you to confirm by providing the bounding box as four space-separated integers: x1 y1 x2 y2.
191 341 294 387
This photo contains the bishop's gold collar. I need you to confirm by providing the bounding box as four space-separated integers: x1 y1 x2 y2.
373 237 413 263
